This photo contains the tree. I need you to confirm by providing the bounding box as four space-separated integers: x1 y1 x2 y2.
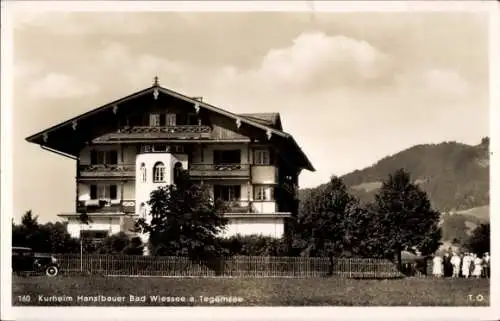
221 235 288 256
95 232 145 255
136 170 228 264
370 169 441 270
12 210 79 253
292 176 365 257
464 223 489 255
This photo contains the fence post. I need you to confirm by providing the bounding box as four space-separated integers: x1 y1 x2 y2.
80 240 83 273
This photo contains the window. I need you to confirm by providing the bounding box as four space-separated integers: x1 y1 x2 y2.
90 184 118 200
254 185 273 201
140 163 147 182
214 185 241 202
153 162 165 183
90 150 118 165
152 144 168 152
90 185 97 200
166 113 176 126
254 149 270 165
172 144 184 153
80 230 109 245
213 150 241 164
149 113 161 127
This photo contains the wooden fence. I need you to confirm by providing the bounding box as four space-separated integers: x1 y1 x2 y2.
52 254 404 278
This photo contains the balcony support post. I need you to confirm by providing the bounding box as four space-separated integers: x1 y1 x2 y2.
247 181 252 212
120 181 125 212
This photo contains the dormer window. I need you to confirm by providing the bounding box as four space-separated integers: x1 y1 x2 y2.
166 113 176 126
149 113 161 127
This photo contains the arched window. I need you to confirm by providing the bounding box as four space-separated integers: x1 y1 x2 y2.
153 162 165 183
140 163 147 182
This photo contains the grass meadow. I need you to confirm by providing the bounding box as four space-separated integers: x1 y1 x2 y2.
12 276 489 306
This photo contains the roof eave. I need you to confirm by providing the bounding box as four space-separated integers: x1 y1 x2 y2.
287 136 315 172
25 86 156 144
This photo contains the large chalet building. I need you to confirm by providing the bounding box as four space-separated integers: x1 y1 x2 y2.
26 78 314 244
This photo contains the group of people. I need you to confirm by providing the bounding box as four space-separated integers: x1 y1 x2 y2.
432 251 490 278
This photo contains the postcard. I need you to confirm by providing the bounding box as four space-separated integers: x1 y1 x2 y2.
1 1 498 320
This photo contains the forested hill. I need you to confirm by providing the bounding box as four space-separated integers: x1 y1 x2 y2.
300 138 490 213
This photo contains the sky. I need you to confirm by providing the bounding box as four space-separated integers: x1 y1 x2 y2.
9 4 490 223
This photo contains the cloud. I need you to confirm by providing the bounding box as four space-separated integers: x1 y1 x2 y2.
26 73 100 99
395 69 471 99
214 32 393 93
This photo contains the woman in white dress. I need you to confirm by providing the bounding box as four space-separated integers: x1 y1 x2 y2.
432 255 443 277
462 253 472 278
472 254 483 278
450 252 461 278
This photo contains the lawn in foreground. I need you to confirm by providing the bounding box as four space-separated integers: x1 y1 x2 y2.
12 276 489 306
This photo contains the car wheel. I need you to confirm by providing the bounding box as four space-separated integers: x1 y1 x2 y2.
45 265 59 277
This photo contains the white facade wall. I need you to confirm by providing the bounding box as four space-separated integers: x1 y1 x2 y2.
75 143 288 242
251 201 277 213
135 152 188 222
66 216 121 238
222 218 285 238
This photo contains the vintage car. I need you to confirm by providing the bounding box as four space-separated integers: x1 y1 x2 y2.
12 246 60 276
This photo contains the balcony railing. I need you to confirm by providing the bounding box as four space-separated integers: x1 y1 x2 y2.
189 163 250 178
105 125 212 140
78 164 136 178
77 199 136 214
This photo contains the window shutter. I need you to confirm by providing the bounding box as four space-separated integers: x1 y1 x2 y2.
109 185 117 200
90 150 97 165
90 185 97 199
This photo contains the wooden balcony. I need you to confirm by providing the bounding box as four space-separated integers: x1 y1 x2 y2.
103 125 212 141
78 164 135 178
77 199 136 214
189 163 250 178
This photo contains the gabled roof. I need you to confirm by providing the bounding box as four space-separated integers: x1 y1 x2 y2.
25 81 314 171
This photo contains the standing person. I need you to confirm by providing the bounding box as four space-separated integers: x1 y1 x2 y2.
483 252 490 278
432 254 443 277
462 253 472 279
472 254 483 279
451 252 461 278
443 252 452 277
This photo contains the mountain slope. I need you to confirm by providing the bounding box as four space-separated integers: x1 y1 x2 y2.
298 138 490 242
341 138 489 212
